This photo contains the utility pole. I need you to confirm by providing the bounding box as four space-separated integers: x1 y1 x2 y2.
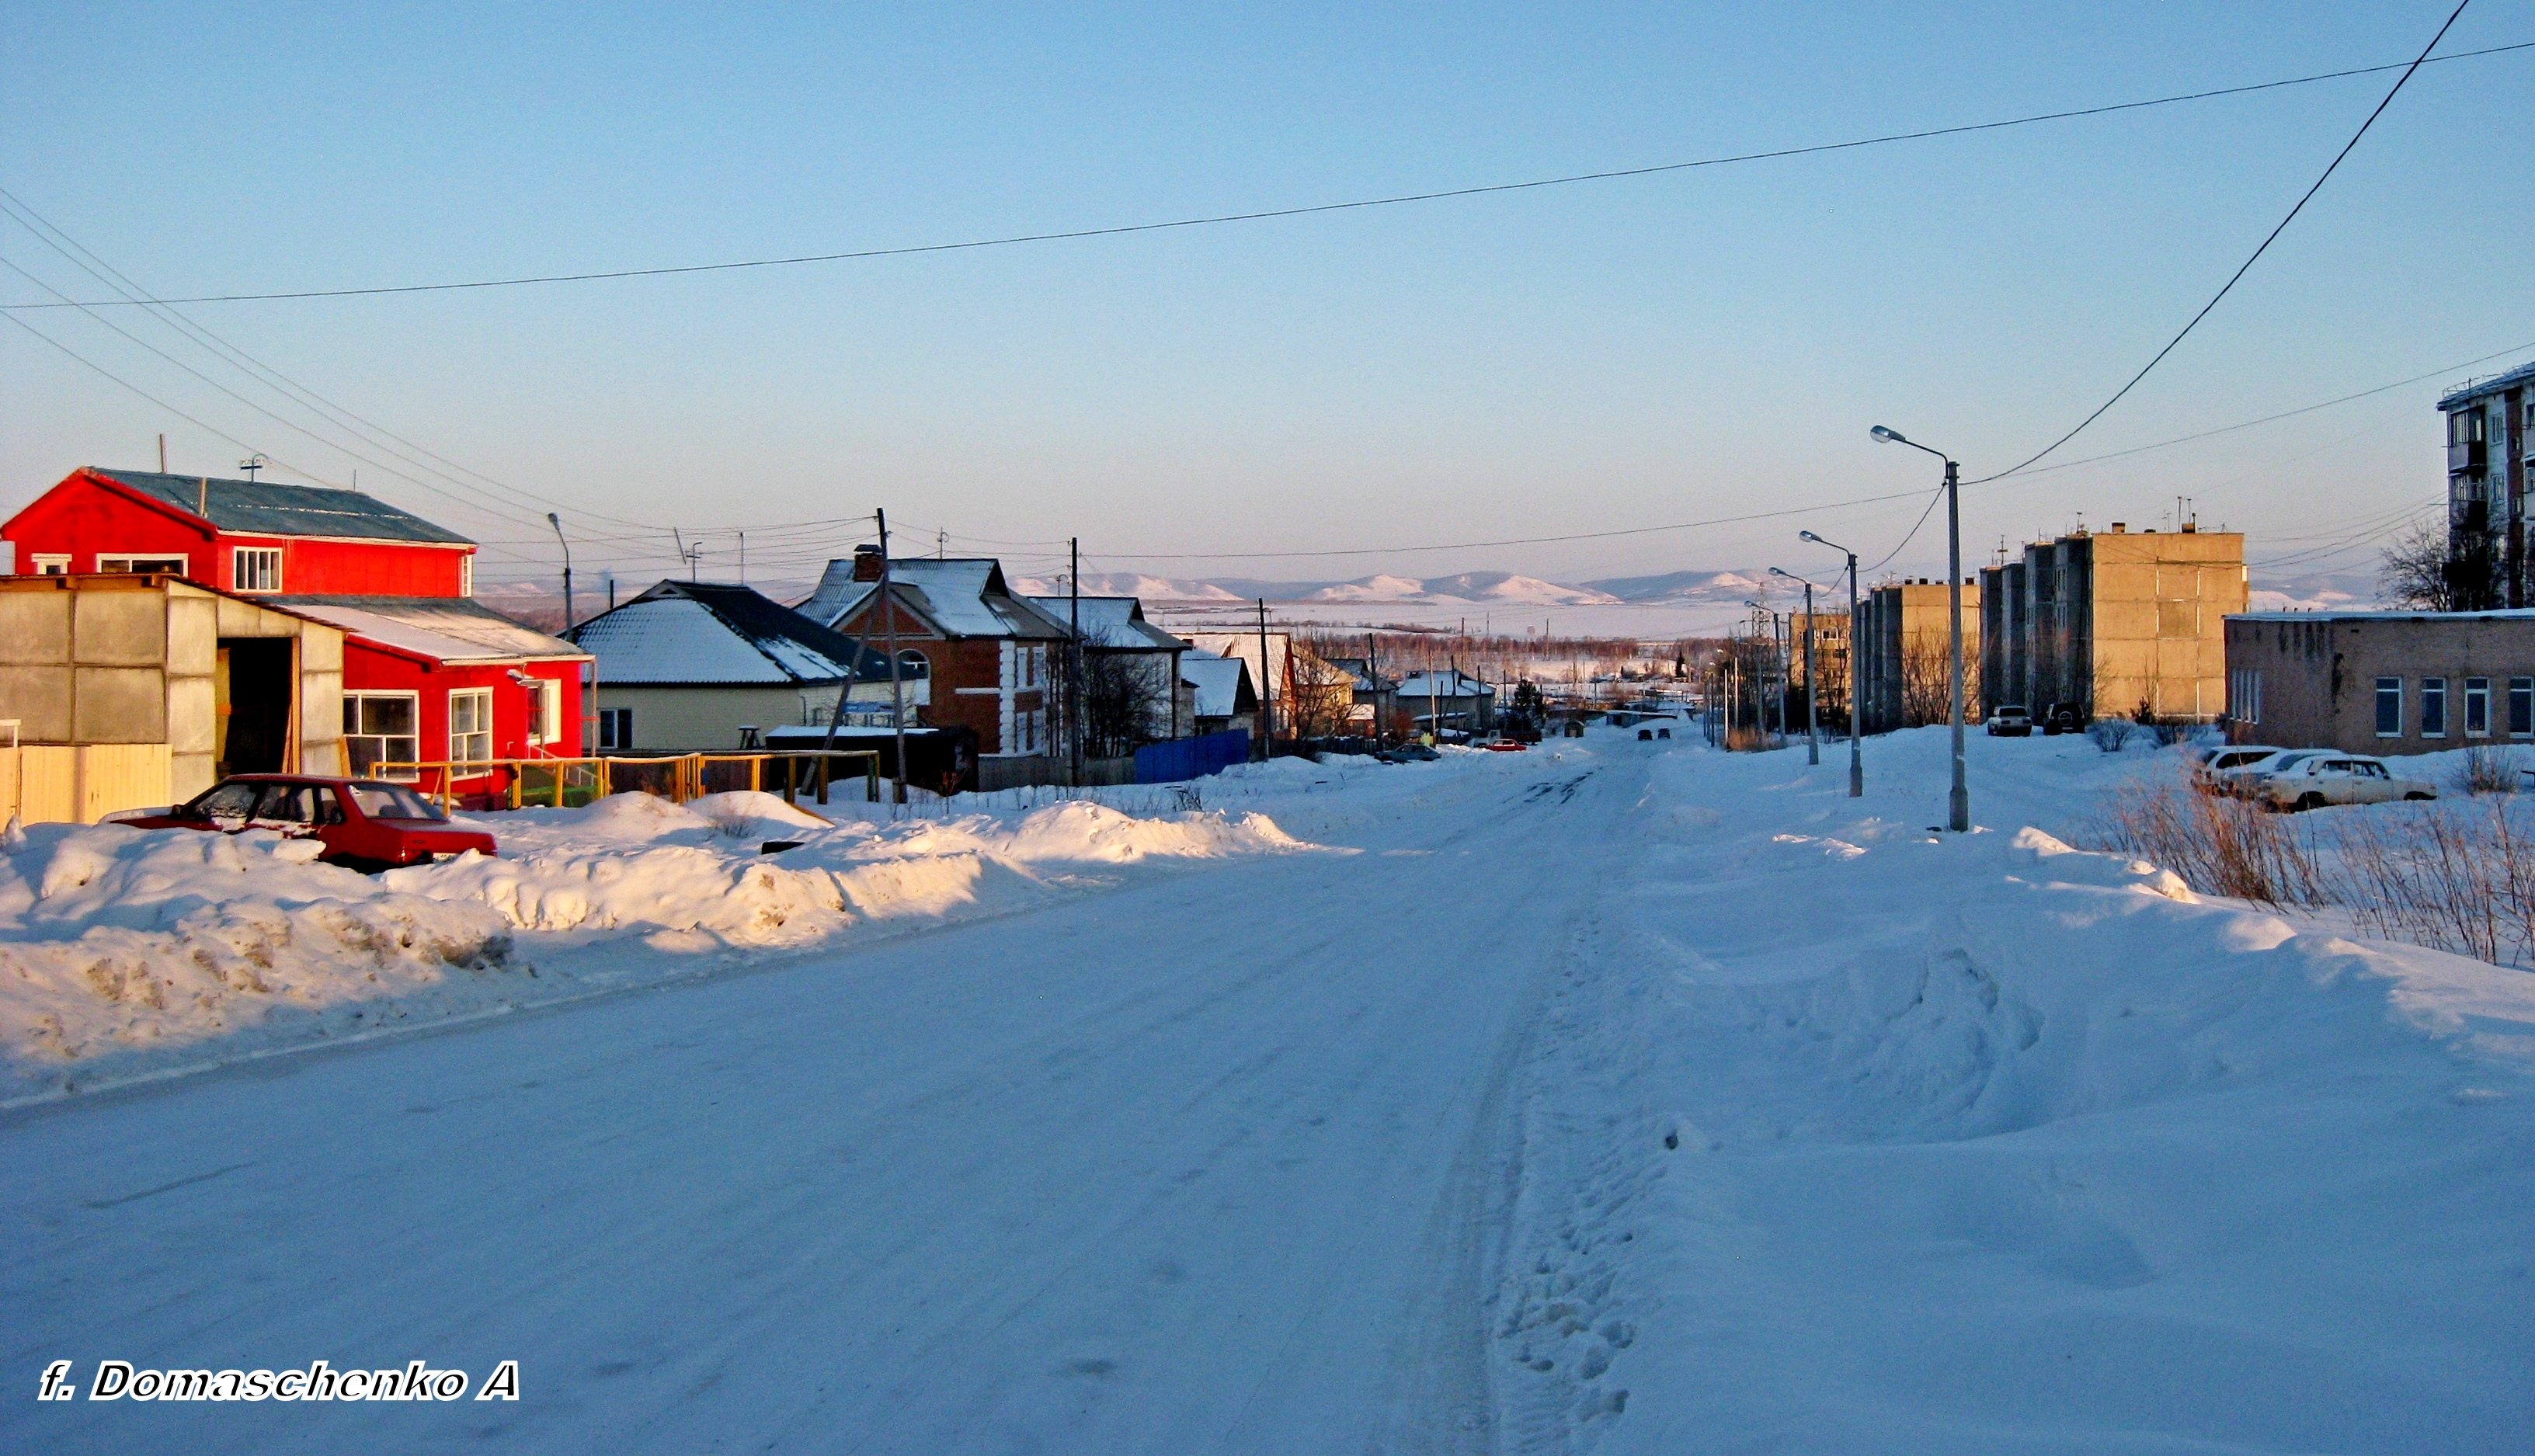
1365 631 1379 742
815 515 883 795
739 531 747 585
1255 599 1275 760
546 513 575 634
879 510 906 809
1802 582 1818 763
1946 457 1967 832
1069 538 1084 788
157 433 166 473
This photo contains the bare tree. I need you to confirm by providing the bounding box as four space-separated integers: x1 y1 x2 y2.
1898 634 1971 728
2379 519 2464 611
1081 652 1167 758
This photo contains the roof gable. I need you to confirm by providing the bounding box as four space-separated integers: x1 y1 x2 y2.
801 557 1068 639
87 468 474 545
570 581 892 684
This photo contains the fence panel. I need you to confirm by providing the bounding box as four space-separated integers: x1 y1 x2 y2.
1134 730 1250 784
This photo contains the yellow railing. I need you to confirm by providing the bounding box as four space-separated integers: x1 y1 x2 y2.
377 752 883 813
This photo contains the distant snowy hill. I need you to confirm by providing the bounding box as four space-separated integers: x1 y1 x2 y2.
1008 572 1246 603
1582 569 1772 603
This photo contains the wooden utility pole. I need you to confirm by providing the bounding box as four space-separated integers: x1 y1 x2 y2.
1255 599 1274 760
1069 537 1083 787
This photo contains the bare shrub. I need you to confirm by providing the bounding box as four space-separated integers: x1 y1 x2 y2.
2459 745 2523 796
2087 719 2138 754
2091 770 2325 905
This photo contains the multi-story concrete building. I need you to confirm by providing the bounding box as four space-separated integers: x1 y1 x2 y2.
2440 360 2535 609
2224 609 2535 756
1979 523 2244 726
1854 579 1978 733
1784 610 1852 727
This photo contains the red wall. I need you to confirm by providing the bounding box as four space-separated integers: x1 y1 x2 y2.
343 641 585 786
4 471 472 596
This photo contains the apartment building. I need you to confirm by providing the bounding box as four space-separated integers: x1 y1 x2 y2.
1979 523 2245 726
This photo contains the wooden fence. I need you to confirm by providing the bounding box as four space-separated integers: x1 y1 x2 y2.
0 741 173 825
380 751 883 813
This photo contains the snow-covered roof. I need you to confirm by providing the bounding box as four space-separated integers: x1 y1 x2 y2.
1396 670 1494 698
1022 596 1184 650
801 558 1069 640
566 581 895 686
91 468 472 544
1181 653 1255 718
2228 608 2535 624
276 595 586 664
2437 358 2535 412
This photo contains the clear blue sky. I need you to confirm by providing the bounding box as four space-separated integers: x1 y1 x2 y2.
3 2 2530 593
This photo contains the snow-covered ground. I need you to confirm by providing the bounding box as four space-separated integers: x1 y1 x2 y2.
2 728 2527 1452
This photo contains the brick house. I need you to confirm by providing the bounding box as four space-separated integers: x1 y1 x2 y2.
798 551 1069 759
3 467 586 794
2224 609 2535 756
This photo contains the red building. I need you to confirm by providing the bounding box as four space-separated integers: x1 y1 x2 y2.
4 467 586 794
798 551 1067 759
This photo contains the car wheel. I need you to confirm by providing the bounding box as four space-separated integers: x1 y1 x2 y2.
2296 793 2325 812
2405 791 2433 801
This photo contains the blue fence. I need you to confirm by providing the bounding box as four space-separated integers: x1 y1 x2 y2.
1135 730 1251 784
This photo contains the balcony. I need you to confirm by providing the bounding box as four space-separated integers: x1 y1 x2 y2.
2451 440 2488 473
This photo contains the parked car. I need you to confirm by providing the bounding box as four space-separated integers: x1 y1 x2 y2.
2222 749 2334 797
2249 755 2436 811
2192 745 2286 793
1986 704 2034 737
106 775 499 870
2039 703 2085 735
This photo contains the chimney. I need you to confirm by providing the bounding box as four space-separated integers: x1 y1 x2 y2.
852 544 885 582
2110 522 2126 533
2181 521 2197 533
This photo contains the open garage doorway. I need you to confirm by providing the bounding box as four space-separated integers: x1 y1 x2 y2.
217 638 294 776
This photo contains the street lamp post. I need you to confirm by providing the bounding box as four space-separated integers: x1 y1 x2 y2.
1869 426 1968 832
1800 531 1863 797
1769 567 1820 766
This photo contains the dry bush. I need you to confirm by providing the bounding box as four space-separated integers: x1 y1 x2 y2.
2091 770 2324 905
2087 718 2139 754
2459 745 2523 796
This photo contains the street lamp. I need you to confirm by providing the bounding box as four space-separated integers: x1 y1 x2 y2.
1869 426 1969 832
1768 567 1821 766
1800 530 1864 797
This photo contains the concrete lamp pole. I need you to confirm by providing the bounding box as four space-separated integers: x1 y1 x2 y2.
1768 567 1820 766
1869 426 1969 832
1799 531 1863 797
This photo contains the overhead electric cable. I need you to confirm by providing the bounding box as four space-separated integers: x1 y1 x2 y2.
2 40 2526 310
1974 0 2475 482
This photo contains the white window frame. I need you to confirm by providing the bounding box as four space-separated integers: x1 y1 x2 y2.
448 687 495 765
342 690 422 782
2374 677 2403 738
2465 677 2492 738
30 553 70 575
96 552 189 575
2512 677 2534 740
230 546 283 593
597 706 633 751
527 676 562 745
2228 668 2261 725
2421 677 2448 738
459 553 475 598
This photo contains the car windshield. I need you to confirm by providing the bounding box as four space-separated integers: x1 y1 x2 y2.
349 782 447 821
188 781 263 820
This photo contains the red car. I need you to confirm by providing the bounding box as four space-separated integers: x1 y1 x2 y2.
107 774 499 872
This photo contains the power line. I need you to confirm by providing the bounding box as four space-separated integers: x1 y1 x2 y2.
4 40 2526 311
1976 0 2476 482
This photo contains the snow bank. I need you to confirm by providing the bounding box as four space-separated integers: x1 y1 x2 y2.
1498 742 2535 1453
0 792 1307 1104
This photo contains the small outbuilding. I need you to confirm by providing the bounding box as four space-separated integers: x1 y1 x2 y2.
567 581 898 752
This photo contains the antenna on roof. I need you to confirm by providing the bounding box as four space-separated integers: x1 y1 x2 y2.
237 453 267 481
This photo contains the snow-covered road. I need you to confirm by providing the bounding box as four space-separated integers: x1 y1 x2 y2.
4 747 1640 1454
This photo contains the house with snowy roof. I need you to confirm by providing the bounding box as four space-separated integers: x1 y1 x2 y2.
566 580 897 752
3 467 587 804
1180 652 1259 739
1396 669 1496 737
1024 595 1190 751
800 550 1069 759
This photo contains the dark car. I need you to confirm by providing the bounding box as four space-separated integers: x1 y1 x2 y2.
106 775 499 872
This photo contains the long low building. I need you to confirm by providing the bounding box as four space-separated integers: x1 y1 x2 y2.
2224 608 2535 755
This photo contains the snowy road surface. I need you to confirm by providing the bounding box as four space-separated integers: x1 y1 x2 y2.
5 749 1634 1454
7 730 2530 1453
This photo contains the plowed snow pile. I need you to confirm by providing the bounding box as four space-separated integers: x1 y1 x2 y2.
0 792 1303 1103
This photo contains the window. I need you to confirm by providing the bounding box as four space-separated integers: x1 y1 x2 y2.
527 677 562 745
2374 677 2403 737
2451 408 2488 445
2421 677 2446 737
349 783 447 822
2228 668 2261 725
342 693 420 780
231 547 283 592
896 649 929 680
30 554 69 575
2466 677 2492 738
448 688 493 764
252 784 340 825
189 781 263 821
2512 678 2533 738
97 554 187 575
459 554 475 598
597 707 633 750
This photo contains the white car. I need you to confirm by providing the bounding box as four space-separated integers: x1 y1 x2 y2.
2252 754 2436 811
2193 745 2285 792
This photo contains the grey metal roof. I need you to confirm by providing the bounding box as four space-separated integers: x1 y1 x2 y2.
2229 608 2535 624
1022 595 1185 650
2437 359 2535 412
92 467 472 544
275 594 584 662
